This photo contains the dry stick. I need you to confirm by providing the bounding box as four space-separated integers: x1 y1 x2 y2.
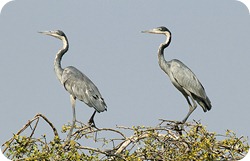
77 145 109 155
30 117 39 138
115 133 148 154
2 116 39 153
74 127 126 138
115 132 166 155
114 123 182 155
20 117 40 150
35 113 59 136
73 127 127 140
9 117 42 161
2 113 58 153
77 145 126 161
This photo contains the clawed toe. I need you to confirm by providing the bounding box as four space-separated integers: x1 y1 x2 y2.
88 119 98 129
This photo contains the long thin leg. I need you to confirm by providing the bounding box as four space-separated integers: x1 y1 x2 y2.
182 96 197 123
88 111 97 128
66 95 76 143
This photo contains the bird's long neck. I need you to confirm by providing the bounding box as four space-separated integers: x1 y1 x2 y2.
158 32 171 75
54 36 69 84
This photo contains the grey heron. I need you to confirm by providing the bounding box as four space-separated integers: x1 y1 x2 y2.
142 26 211 123
39 30 107 142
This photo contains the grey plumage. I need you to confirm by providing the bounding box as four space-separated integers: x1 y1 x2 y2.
142 26 211 123
39 30 107 142
62 66 107 112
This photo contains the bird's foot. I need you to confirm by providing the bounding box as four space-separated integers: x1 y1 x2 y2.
88 119 98 129
172 122 185 135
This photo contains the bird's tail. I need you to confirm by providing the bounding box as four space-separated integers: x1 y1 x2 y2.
198 96 212 112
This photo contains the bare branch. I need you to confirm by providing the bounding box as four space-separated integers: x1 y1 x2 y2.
2 113 58 153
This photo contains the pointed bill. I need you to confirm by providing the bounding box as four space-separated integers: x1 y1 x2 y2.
38 31 51 35
141 28 163 34
38 31 59 38
141 29 155 34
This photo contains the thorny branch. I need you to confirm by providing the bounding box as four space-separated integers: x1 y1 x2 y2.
2 113 249 160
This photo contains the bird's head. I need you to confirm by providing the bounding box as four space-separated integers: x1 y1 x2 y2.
38 30 66 40
142 26 171 36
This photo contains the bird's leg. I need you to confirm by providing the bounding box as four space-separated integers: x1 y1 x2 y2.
182 96 197 123
65 95 76 143
88 111 97 128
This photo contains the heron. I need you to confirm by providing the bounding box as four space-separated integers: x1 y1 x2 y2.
39 30 107 142
142 26 211 123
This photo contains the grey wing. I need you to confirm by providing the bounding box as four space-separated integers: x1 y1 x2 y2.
169 60 207 99
61 66 107 112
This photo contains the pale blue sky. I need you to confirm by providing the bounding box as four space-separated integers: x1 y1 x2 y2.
0 0 249 155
